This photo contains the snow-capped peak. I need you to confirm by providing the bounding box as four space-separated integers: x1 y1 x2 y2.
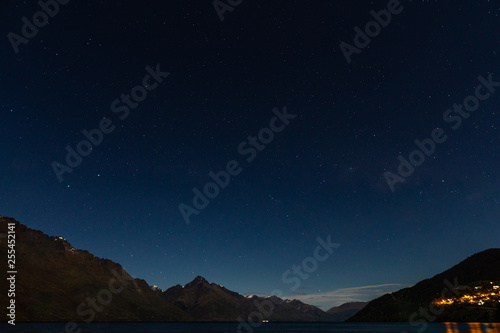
151 285 163 292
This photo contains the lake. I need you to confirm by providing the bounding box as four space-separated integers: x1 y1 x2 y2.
0 322 499 333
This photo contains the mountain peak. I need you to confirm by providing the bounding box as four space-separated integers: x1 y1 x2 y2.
186 275 209 287
194 275 208 282
151 285 164 293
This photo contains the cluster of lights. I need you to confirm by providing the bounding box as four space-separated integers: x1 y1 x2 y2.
434 283 500 306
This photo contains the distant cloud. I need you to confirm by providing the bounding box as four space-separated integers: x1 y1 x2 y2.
286 283 407 310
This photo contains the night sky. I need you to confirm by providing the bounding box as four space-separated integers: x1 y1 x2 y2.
1 1 499 310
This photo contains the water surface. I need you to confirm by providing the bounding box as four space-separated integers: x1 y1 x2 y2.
1 322 499 333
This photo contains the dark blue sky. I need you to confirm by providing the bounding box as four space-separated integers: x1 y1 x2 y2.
1 0 499 309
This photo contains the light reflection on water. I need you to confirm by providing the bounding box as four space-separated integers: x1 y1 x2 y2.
445 323 500 333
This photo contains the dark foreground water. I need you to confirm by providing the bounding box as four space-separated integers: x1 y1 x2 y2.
0 322 499 333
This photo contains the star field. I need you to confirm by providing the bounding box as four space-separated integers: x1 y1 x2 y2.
0 0 499 309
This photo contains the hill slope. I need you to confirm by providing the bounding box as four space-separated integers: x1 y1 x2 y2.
326 302 368 321
348 249 500 322
0 217 191 322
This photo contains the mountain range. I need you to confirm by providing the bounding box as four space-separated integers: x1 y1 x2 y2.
1 216 498 323
0 217 365 323
155 275 342 322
